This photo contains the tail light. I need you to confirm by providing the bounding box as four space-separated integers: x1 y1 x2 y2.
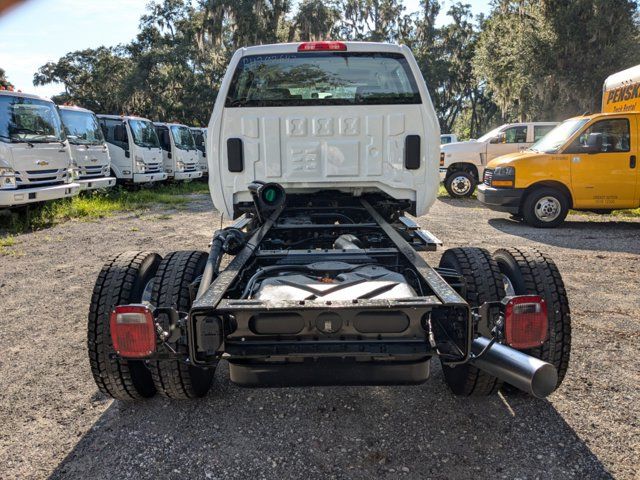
440 152 445 166
504 295 548 349
298 41 347 52
110 305 156 358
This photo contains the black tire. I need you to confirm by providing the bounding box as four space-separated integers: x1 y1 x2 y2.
522 187 569 228
438 247 506 396
493 248 571 390
445 170 476 198
88 251 161 400
148 251 215 399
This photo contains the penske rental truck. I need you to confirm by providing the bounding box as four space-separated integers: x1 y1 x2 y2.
97 115 167 184
0 90 80 207
154 122 202 181
59 106 115 191
479 64 640 227
87 42 571 402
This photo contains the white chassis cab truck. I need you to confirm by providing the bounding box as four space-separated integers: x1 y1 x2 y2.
190 126 208 176
88 42 571 402
59 106 116 191
440 122 557 198
154 122 202 181
0 91 80 207
96 115 167 184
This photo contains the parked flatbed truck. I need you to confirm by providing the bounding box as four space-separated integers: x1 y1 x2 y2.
88 42 571 400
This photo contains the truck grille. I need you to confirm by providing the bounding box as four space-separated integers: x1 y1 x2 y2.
79 164 108 179
483 169 493 186
184 163 198 172
145 162 162 173
16 168 68 188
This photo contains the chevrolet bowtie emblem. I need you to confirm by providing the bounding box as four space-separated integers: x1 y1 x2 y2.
90 158 98 162
36 160 49 166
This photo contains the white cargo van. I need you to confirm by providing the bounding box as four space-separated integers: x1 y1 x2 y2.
96 114 167 184
439 122 557 197
0 91 80 207
59 106 115 191
190 127 208 176
208 42 439 218
154 122 202 181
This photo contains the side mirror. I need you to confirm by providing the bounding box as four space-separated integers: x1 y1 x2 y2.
490 133 506 144
168 152 172 159
584 133 603 154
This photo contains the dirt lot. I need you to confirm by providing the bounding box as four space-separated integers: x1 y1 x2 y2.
1 194 638 480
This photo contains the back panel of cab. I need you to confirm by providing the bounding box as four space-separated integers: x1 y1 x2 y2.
214 104 437 216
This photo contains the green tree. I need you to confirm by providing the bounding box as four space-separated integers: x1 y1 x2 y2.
0 68 13 89
33 47 132 114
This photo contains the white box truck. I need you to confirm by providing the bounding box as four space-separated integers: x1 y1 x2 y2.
96 114 167 184
88 41 571 403
153 122 202 181
439 122 557 197
190 126 208 176
0 90 80 207
58 105 115 191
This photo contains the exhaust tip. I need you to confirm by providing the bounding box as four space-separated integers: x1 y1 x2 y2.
530 363 558 398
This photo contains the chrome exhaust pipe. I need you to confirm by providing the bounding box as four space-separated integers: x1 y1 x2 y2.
470 337 558 398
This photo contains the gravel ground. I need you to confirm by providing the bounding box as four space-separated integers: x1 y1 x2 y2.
0 194 638 480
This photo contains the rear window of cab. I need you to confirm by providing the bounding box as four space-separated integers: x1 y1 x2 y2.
225 52 422 107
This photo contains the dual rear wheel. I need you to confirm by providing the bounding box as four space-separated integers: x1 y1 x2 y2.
88 250 215 401
438 246 571 396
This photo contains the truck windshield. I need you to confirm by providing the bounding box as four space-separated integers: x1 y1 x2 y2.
60 109 104 145
191 129 205 153
171 125 195 150
129 119 160 148
529 118 590 153
226 52 421 107
0 95 65 143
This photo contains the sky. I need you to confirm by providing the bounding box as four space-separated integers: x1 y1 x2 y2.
0 0 490 99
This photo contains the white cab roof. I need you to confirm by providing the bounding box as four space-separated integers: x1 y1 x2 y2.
604 64 640 90
238 42 407 56
59 105 95 114
0 90 53 102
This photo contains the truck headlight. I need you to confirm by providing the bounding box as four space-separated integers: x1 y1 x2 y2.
492 166 515 188
0 167 17 190
176 161 185 171
135 156 146 173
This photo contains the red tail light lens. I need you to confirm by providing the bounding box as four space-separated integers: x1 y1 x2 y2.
504 295 548 349
110 305 156 358
298 41 347 52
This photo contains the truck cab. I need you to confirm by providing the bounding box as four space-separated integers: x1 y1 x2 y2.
440 122 557 198
154 122 202 181
190 127 208 176
208 41 439 218
440 133 457 144
0 91 80 207
59 106 115 191
478 64 640 227
96 114 167 184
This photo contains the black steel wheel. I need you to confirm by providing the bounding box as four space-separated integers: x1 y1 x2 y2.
438 247 505 396
493 247 571 391
88 251 161 400
445 170 476 198
148 251 216 399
